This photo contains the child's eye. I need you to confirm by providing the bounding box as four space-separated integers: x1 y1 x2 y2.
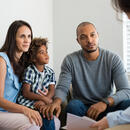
40 51 44 54
91 33 95 37
39 51 47 54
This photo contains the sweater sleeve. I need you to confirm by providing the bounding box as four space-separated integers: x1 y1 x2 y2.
55 56 72 102
111 55 130 105
107 107 130 128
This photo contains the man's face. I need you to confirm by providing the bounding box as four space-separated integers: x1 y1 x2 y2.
77 24 99 53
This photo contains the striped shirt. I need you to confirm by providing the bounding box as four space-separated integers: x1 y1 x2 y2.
17 64 56 109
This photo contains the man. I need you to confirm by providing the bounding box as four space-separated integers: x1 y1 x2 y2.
43 21 130 122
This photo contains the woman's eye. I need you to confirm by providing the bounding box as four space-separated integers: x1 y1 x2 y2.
20 35 25 38
28 35 31 38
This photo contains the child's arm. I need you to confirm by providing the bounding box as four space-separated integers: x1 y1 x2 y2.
22 83 51 104
46 84 55 99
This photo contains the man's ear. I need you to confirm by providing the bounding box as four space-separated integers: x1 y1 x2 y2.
76 38 79 43
97 32 99 37
76 38 80 46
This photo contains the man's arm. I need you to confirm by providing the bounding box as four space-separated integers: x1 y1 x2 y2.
111 55 130 105
55 56 72 102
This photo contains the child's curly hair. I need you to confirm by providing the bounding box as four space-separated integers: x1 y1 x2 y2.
28 37 48 64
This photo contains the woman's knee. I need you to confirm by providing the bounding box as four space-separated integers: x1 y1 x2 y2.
26 125 40 130
54 116 60 130
0 112 39 130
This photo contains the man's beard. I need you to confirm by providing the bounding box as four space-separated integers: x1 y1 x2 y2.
84 47 98 53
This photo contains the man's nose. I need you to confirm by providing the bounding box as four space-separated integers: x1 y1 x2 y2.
87 37 92 43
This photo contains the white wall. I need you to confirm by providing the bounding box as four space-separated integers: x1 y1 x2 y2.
0 0 124 81
0 0 53 67
53 0 123 80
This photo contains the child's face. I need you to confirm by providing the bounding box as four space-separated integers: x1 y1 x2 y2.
35 45 49 65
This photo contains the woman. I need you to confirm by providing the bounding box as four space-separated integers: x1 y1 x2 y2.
0 20 42 130
91 0 130 130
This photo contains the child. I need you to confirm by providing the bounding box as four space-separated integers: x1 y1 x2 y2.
17 37 56 130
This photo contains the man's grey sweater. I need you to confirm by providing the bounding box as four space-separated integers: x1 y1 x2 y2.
55 48 130 105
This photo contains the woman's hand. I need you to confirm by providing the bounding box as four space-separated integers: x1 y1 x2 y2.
22 106 42 127
90 117 109 130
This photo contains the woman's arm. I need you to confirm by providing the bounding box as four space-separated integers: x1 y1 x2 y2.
22 83 51 104
90 107 130 130
0 57 42 126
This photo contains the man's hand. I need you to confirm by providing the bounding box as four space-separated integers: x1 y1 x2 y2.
41 98 62 120
87 102 107 120
34 100 46 112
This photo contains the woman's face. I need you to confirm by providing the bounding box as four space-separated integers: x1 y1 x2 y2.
16 25 31 53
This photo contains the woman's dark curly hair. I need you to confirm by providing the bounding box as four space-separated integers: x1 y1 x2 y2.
28 37 48 64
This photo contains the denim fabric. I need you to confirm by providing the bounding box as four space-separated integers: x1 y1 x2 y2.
66 99 130 121
41 117 55 130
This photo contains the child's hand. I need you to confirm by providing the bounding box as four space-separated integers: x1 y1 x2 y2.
38 88 48 95
38 89 52 104
43 87 48 95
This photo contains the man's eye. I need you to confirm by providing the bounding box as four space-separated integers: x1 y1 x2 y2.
80 36 86 40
